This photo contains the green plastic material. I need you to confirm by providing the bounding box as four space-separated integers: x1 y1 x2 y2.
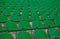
44 19 55 27
5 21 18 31
0 14 8 22
32 21 44 29
19 21 31 30
34 30 49 39
10 14 20 22
0 0 60 31
31 13 40 20
49 14 56 19
21 11 30 21
48 28 60 39
0 32 14 39
54 19 60 27
3 8 12 16
0 24 2 31
16 31 32 39
41 14 48 20
13 10 20 16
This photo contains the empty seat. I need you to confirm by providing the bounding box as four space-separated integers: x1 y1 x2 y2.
32 21 44 29
0 14 8 22
31 13 40 21
16 31 32 39
21 12 30 21
13 10 20 16
30 5 36 13
33 30 50 39
3 8 12 16
54 19 60 27
14 7 21 11
10 14 20 22
36 6 44 15
0 32 14 39
41 14 48 20
5 21 18 31
53 8 59 14
44 19 55 28
49 14 56 19
48 28 60 39
19 21 31 30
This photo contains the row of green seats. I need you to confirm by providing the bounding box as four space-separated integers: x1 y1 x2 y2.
0 20 60 31
0 9 59 19
0 0 24 8
0 0 25 16
0 28 60 39
0 14 60 22
30 0 60 15
0 0 59 16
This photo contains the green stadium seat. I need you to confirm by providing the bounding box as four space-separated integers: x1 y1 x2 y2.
0 14 8 22
38 8 44 15
10 14 20 22
19 21 31 30
30 5 36 13
0 32 14 39
44 19 55 28
21 10 30 20
32 21 44 29
48 28 60 39
16 31 32 39
34 2 44 15
49 14 56 19
2 7 12 16
31 13 40 21
41 14 48 20
5 21 18 31
21 14 30 21
54 19 60 27
33 30 50 39
13 10 20 16
15 7 21 10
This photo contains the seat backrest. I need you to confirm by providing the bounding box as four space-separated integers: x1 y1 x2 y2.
16 31 32 39
0 32 14 39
